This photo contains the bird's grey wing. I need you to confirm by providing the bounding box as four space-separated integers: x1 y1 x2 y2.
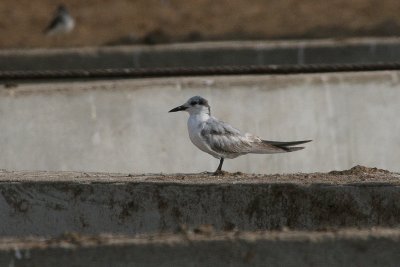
262 140 311 146
200 118 254 155
200 118 301 155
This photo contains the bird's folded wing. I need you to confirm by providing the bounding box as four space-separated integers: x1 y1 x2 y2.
200 119 252 154
200 118 295 154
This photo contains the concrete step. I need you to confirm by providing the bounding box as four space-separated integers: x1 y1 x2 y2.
1 229 399 267
1 167 399 237
1 38 400 71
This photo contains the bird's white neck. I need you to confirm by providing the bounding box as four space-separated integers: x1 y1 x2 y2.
189 111 210 122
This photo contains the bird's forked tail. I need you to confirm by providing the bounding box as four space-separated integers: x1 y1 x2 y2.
262 140 312 152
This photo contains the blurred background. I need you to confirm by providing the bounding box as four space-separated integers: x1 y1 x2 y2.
2 0 400 48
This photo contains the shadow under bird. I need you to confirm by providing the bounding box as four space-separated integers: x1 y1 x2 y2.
44 4 75 36
169 96 311 174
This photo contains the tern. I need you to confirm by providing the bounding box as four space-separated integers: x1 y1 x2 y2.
44 4 75 36
169 96 311 174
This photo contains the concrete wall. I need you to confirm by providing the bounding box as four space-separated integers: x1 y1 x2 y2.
1 170 400 237
1 230 400 267
1 71 400 173
1 38 400 71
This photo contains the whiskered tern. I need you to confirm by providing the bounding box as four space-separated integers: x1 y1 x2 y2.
169 96 311 174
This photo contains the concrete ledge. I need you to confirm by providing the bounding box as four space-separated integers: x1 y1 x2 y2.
1 167 400 237
2 38 400 71
1 229 400 267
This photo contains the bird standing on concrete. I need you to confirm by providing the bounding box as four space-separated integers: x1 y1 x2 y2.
44 4 75 36
169 96 311 174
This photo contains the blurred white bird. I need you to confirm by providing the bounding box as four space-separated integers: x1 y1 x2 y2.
169 96 311 174
44 4 75 36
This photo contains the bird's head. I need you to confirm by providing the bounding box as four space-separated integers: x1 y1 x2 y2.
169 96 211 115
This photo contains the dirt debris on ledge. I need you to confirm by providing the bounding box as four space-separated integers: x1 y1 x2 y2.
0 165 398 185
329 165 391 175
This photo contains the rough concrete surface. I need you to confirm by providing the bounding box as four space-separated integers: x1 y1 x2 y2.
2 38 400 71
1 229 400 267
1 71 400 174
1 167 400 237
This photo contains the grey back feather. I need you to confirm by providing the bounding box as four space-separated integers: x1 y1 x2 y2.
200 117 252 156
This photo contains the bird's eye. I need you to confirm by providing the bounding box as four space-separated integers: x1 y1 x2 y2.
190 101 197 106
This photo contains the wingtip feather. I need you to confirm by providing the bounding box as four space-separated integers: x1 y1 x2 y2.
287 146 305 152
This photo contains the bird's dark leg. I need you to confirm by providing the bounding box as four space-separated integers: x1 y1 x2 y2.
213 158 224 175
217 158 224 171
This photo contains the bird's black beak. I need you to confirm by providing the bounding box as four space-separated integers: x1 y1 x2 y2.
169 105 187 112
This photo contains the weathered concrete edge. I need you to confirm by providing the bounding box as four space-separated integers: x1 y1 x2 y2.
2 70 400 97
2 37 400 54
0 169 400 185
1 229 400 267
1 228 400 249
2 37 400 71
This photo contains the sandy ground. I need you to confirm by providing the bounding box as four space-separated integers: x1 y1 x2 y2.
1 0 400 48
0 166 399 185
